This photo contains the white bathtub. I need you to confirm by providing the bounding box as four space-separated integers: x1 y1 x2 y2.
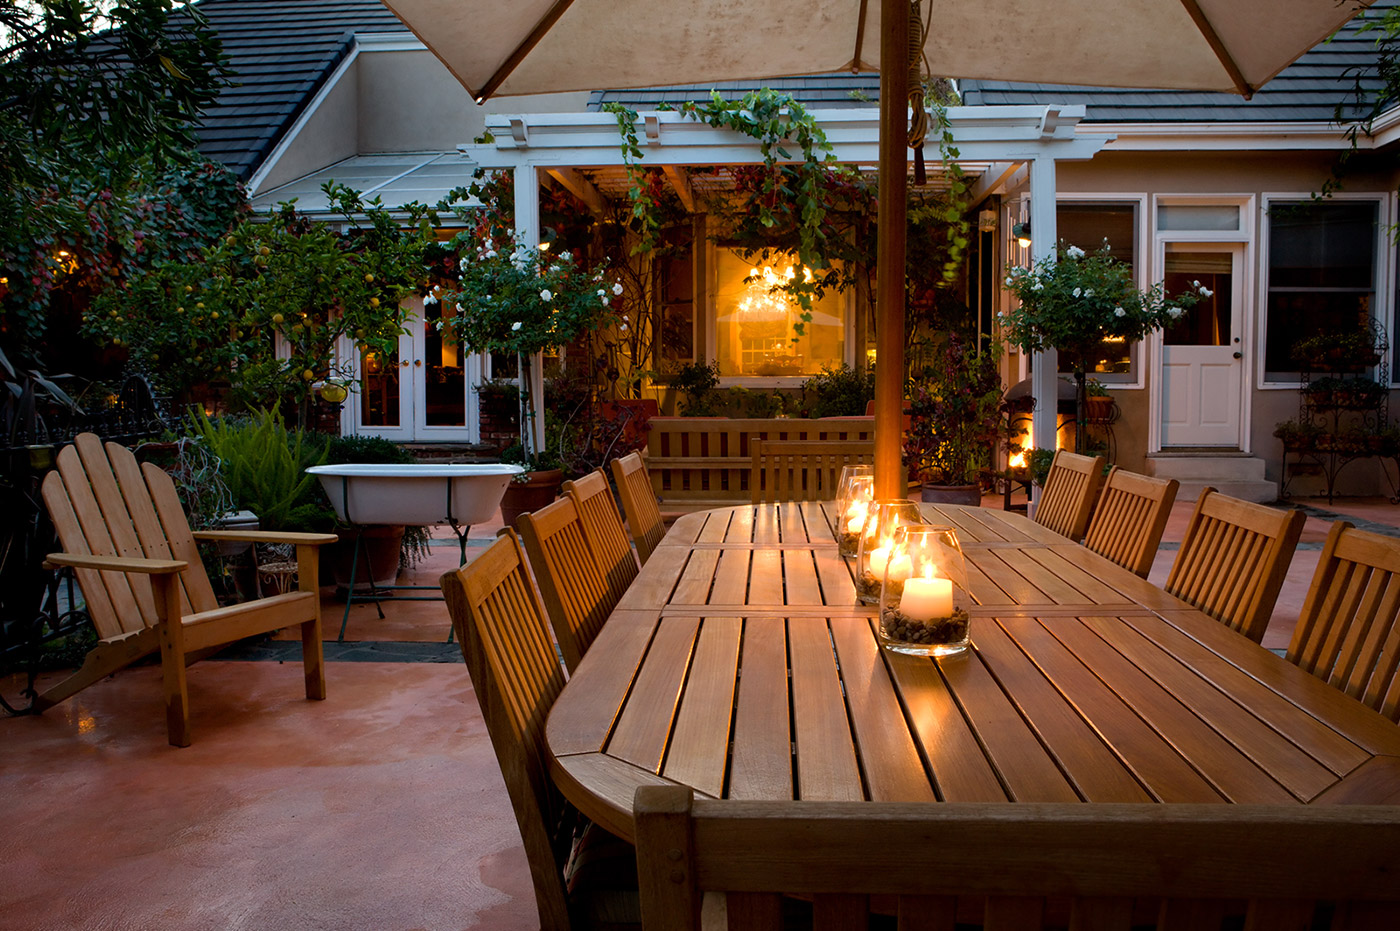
307 463 524 526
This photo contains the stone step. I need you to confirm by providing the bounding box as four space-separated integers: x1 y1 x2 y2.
1146 455 1277 504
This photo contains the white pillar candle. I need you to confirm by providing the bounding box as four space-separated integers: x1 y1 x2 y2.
866 545 891 578
844 502 869 533
900 576 953 619
886 553 913 583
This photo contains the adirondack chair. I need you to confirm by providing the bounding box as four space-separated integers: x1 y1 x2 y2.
38 433 336 746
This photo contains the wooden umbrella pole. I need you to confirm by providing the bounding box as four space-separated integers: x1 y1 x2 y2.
874 0 910 500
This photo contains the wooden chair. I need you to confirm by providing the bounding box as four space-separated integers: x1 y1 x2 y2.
1165 488 1305 644
1287 521 1400 722
749 439 875 504
441 532 638 931
612 452 666 566
562 468 638 612
38 433 335 746
517 495 616 673
1033 448 1105 541
634 786 1400 931
1082 467 1179 578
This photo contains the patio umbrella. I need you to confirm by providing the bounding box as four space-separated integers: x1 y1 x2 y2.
381 0 1375 496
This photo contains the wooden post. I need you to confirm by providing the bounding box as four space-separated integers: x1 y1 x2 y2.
874 0 910 500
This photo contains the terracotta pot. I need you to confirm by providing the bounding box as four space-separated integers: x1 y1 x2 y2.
499 469 565 527
920 484 982 507
328 525 405 592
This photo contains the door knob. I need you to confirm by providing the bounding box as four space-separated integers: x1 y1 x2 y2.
1233 352 1242 359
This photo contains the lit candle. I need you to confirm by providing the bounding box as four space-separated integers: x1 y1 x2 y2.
866 544 891 578
886 552 913 583
899 571 953 619
844 501 869 533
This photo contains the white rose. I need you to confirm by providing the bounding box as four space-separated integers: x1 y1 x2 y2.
1114 307 1126 317
1072 287 1082 298
1168 306 1183 319
511 321 522 331
1066 245 1085 259
540 289 553 301
560 251 572 261
601 297 609 306
613 283 624 295
1200 287 1214 297
1085 289 1093 297
620 323 628 332
1191 280 1201 288
423 293 438 305
1032 280 1043 291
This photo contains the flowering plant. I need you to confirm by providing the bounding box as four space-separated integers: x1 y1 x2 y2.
903 336 1006 487
433 226 620 465
1001 242 1204 367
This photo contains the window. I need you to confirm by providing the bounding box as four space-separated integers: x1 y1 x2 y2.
658 244 694 363
1264 200 1378 382
713 250 846 378
1056 202 1137 378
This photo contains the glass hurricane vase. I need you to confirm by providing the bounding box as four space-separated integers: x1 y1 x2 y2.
855 499 923 605
835 471 875 555
878 525 971 657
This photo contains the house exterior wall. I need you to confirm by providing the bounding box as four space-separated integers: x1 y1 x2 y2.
256 60 361 193
1053 149 1400 496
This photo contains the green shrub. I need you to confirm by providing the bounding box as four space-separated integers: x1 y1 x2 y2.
802 364 875 418
188 408 329 530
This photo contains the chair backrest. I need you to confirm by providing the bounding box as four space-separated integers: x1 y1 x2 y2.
517 495 615 673
611 452 666 566
562 468 638 608
1165 488 1305 643
440 532 572 931
1287 521 1400 722
1082 467 1179 578
634 786 1400 931
1033 449 1105 541
41 433 217 638
749 439 875 504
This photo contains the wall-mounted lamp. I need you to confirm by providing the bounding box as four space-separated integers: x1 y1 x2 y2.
1011 222 1032 249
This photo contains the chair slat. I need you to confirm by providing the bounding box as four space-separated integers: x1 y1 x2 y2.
1034 450 1104 542
518 495 617 672
1083 468 1178 578
613 452 667 565
563 469 639 608
1288 522 1400 722
1166 489 1304 643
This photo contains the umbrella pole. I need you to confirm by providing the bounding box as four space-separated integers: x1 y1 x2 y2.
874 0 910 500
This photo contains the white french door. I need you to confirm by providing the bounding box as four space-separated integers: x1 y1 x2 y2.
1158 243 1245 447
344 298 483 442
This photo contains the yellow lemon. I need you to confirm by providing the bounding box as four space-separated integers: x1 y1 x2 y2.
369 297 380 308
364 273 374 283
302 369 315 381
271 313 284 324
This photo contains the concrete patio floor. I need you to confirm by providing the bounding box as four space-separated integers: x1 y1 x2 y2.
3 491 1399 931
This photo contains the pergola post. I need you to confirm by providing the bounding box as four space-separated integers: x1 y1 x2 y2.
874 0 909 500
1028 156 1059 460
513 164 546 457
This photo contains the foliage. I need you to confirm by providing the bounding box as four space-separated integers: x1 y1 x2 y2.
1085 377 1110 398
187 408 329 531
1 0 237 359
86 184 436 421
669 360 720 414
1291 327 1384 368
904 336 1005 486
1002 242 1205 370
802 364 875 418
1323 4 1400 200
136 434 235 531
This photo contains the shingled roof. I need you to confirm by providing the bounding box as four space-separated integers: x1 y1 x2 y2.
958 2 1394 124
179 0 408 180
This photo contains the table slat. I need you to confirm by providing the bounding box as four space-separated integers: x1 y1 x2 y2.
782 549 824 605
790 618 865 801
607 616 700 772
547 609 657 755
662 616 742 796
728 619 795 800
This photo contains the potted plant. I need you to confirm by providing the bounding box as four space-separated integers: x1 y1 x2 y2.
1002 242 1204 452
1292 328 1385 372
903 335 1005 506
1083 377 1115 424
435 186 620 522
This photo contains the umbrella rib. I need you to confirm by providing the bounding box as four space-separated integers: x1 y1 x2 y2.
853 0 870 73
479 0 579 102
1177 0 1254 99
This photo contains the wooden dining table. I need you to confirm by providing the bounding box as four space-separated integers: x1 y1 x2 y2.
545 502 1400 843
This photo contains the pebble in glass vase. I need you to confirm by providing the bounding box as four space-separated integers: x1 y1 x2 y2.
855 499 923 605
835 472 875 556
879 525 971 657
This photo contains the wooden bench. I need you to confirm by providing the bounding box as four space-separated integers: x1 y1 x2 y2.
635 786 1400 930
646 416 874 509
749 439 875 504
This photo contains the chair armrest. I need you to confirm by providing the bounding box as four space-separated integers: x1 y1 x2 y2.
45 552 187 575
193 530 338 546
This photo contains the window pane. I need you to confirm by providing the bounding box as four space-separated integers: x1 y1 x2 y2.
1265 200 1378 381
360 348 400 427
1055 203 1136 376
1164 252 1232 347
660 248 694 362
714 251 845 377
1268 201 1376 289
423 299 465 426
1157 205 1240 231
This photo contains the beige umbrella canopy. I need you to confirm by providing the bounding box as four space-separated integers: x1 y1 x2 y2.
382 0 1375 496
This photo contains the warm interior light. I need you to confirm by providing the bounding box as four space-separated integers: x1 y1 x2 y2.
1012 222 1032 248
538 241 550 251
1008 451 1027 469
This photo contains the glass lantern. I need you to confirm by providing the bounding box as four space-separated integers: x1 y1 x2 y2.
878 525 971 657
855 499 923 605
835 472 875 555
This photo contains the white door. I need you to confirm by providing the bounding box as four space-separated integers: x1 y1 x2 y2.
1159 244 1244 447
